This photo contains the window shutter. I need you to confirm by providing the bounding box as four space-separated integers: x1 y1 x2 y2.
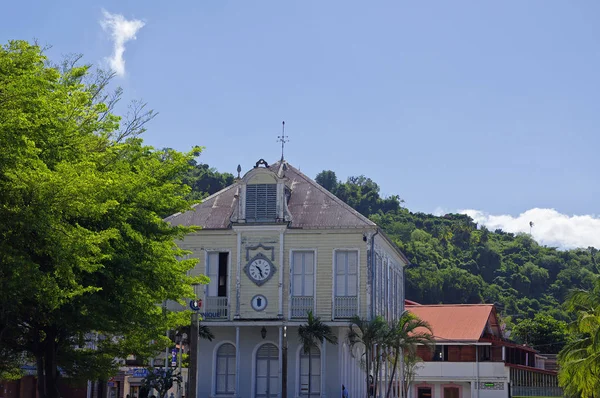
245 184 277 221
207 253 219 296
335 251 346 296
304 252 314 296
347 251 358 296
292 252 304 296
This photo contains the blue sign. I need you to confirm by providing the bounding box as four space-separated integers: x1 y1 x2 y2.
132 368 148 377
171 348 177 366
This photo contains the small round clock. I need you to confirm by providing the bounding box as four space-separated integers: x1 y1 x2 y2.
244 254 276 286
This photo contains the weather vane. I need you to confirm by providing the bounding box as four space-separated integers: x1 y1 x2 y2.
277 121 289 161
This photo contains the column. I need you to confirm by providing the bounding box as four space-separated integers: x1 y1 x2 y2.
279 326 283 398
188 313 199 398
321 339 327 398
279 231 284 317
235 327 240 398
383 353 387 398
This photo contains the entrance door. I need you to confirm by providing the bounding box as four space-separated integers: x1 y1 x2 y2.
444 387 459 398
256 343 279 398
417 387 432 398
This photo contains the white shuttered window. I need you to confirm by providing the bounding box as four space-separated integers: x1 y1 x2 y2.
207 252 219 297
215 343 236 395
245 184 277 221
335 250 358 296
292 252 314 296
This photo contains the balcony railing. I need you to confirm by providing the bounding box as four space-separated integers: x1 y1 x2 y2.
203 296 228 320
290 296 314 318
334 296 358 319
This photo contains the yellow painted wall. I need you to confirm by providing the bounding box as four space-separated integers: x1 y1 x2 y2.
239 232 281 319
180 228 369 321
283 230 369 320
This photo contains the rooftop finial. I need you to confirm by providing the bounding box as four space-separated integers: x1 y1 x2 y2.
277 121 289 161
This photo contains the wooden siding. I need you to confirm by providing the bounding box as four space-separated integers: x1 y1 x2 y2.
284 230 369 320
179 228 404 322
240 232 280 319
180 232 237 280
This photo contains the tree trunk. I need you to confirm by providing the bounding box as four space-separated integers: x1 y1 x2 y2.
307 349 312 398
366 346 371 398
386 347 400 398
43 328 59 398
373 346 380 398
36 353 45 398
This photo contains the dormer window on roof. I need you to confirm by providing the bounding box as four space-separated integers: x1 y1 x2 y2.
245 183 277 222
234 159 291 224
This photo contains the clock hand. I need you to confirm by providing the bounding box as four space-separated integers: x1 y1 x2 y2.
256 266 264 278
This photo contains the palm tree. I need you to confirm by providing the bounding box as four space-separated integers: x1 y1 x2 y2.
558 281 600 397
298 311 338 397
198 324 215 342
385 312 434 398
347 316 388 398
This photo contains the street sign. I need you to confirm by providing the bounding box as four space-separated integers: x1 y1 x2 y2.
132 368 148 378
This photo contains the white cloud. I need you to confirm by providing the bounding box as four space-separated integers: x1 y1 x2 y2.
433 207 448 217
459 208 600 250
100 10 145 77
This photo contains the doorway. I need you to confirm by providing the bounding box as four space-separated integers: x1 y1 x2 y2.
255 343 279 398
444 386 460 398
417 387 432 398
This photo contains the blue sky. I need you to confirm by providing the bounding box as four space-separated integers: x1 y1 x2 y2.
3 1 600 248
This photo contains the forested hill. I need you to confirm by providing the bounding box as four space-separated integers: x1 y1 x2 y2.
188 164 596 351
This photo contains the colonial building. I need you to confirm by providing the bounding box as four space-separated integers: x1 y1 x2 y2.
407 303 561 398
166 159 409 398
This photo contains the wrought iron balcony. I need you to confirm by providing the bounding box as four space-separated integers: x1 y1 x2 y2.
203 296 228 320
334 296 358 319
290 296 314 318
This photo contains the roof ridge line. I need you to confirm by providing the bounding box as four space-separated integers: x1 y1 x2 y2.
283 163 376 227
195 182 239 206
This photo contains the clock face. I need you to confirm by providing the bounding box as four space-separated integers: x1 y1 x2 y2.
244 254 276 286
249 258 271 281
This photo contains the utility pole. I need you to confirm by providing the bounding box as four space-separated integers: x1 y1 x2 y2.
282 325 288 398
164 300 169 371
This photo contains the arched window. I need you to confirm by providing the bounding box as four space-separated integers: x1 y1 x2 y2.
215 343 236 395
299 346 321 397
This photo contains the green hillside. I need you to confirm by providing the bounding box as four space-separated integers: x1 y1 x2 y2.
189 164 594 352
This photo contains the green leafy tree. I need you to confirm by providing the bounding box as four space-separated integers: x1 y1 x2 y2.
385 312 434 398
347 316 388 398
183 161 234 201
402 350 424 398
297 311 338 397
558 281 600 397
315 170 339 193
141 368 182 398
0 41 207 398
513 313 567 354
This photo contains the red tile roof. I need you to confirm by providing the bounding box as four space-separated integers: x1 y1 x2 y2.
407 304 495 342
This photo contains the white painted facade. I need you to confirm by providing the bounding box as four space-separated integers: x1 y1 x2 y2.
412 362 508 398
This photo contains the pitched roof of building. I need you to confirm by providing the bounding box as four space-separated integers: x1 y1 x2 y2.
407 304 495 342
165 160 376 229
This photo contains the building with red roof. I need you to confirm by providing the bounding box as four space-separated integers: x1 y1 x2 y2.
405 303 561 398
